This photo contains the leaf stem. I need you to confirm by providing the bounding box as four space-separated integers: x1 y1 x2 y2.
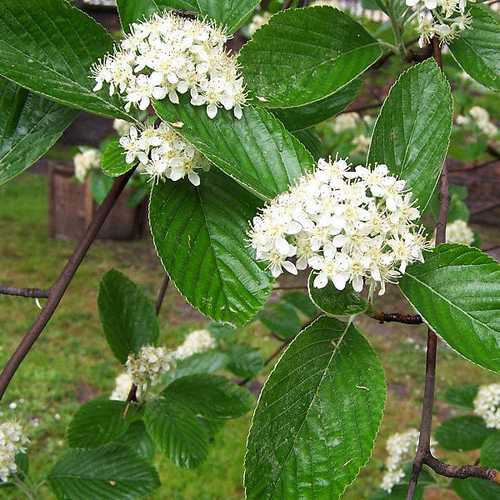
369 312 423 325
0 167 137 400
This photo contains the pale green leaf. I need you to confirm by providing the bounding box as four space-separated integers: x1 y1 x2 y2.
101 139 133 178
245 317 386 499
399 244 500 372
239 7 381 109
149 171 273 325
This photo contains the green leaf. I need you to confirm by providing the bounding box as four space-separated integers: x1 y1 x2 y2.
399 244 500 372
154 97 314 200
164 350 229 384
101 139 134 178
281 291 318 318
435 416 493 451
481 433 500 469
117 0 258 34
98 270 159 364
195 0 260 33
90 171 114 204
368 59 453 211
149 171 273 325
308 272 368 316
258 302 302 339
49 444 160 499
227 344 264 379
67 399 139 449
144 398 209 468
273 79 361 131
0 79 77 186
449 5 500 91
239 7 381 109
116 0 157 32
293 129 323 161
0 0 134 120
245 317 386 499
444 384 479 409
165 374 253 419
115 421 156 461
452 477 500 500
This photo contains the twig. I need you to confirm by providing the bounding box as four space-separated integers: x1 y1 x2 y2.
407 38 447 500
0 168 137 400
0 287 49 299
370 312 423 325
155 274 170 315
424 454 499 482
346 102 383 114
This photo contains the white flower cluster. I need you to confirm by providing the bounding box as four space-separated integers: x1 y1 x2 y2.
110 372 133 402
175 329 217 360
443 219 474 245
248 12 272 36
456 106 498 138
408 0 475 48
381 429 436 492
92 13 246 119
113 118 132 137
0 421 28 483
73 148 101 183
474 383 500 429
249 157 429 296
125 346 175 394
333 112 360 133
353 134 371 154
119 123 209 186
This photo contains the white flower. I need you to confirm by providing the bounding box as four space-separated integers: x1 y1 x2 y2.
118 122 209 185
113 118 132 136
92 13 246 119
73 148 101 183
126 346 175 394
332 112 359 133
248 12 272 36
175 329 216 360
442 219 474 245
474 384 500 429
380 429 436 492
469 106 498 137
110 373 133 401
0 421 29 483
249 157 430 296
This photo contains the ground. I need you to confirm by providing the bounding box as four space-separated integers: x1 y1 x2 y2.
0 174 498 499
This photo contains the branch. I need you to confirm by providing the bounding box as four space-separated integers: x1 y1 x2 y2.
370 312 423 325
155 274 170 315
424 454 500 483
0 287 49 299
407 38 448 500
0 168 137 400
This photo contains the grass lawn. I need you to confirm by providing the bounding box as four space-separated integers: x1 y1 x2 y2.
0 174 498 499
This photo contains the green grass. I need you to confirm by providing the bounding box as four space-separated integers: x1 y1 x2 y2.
0 174 498 499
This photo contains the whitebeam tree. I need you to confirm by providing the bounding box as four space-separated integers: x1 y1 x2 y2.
0 0 499 499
